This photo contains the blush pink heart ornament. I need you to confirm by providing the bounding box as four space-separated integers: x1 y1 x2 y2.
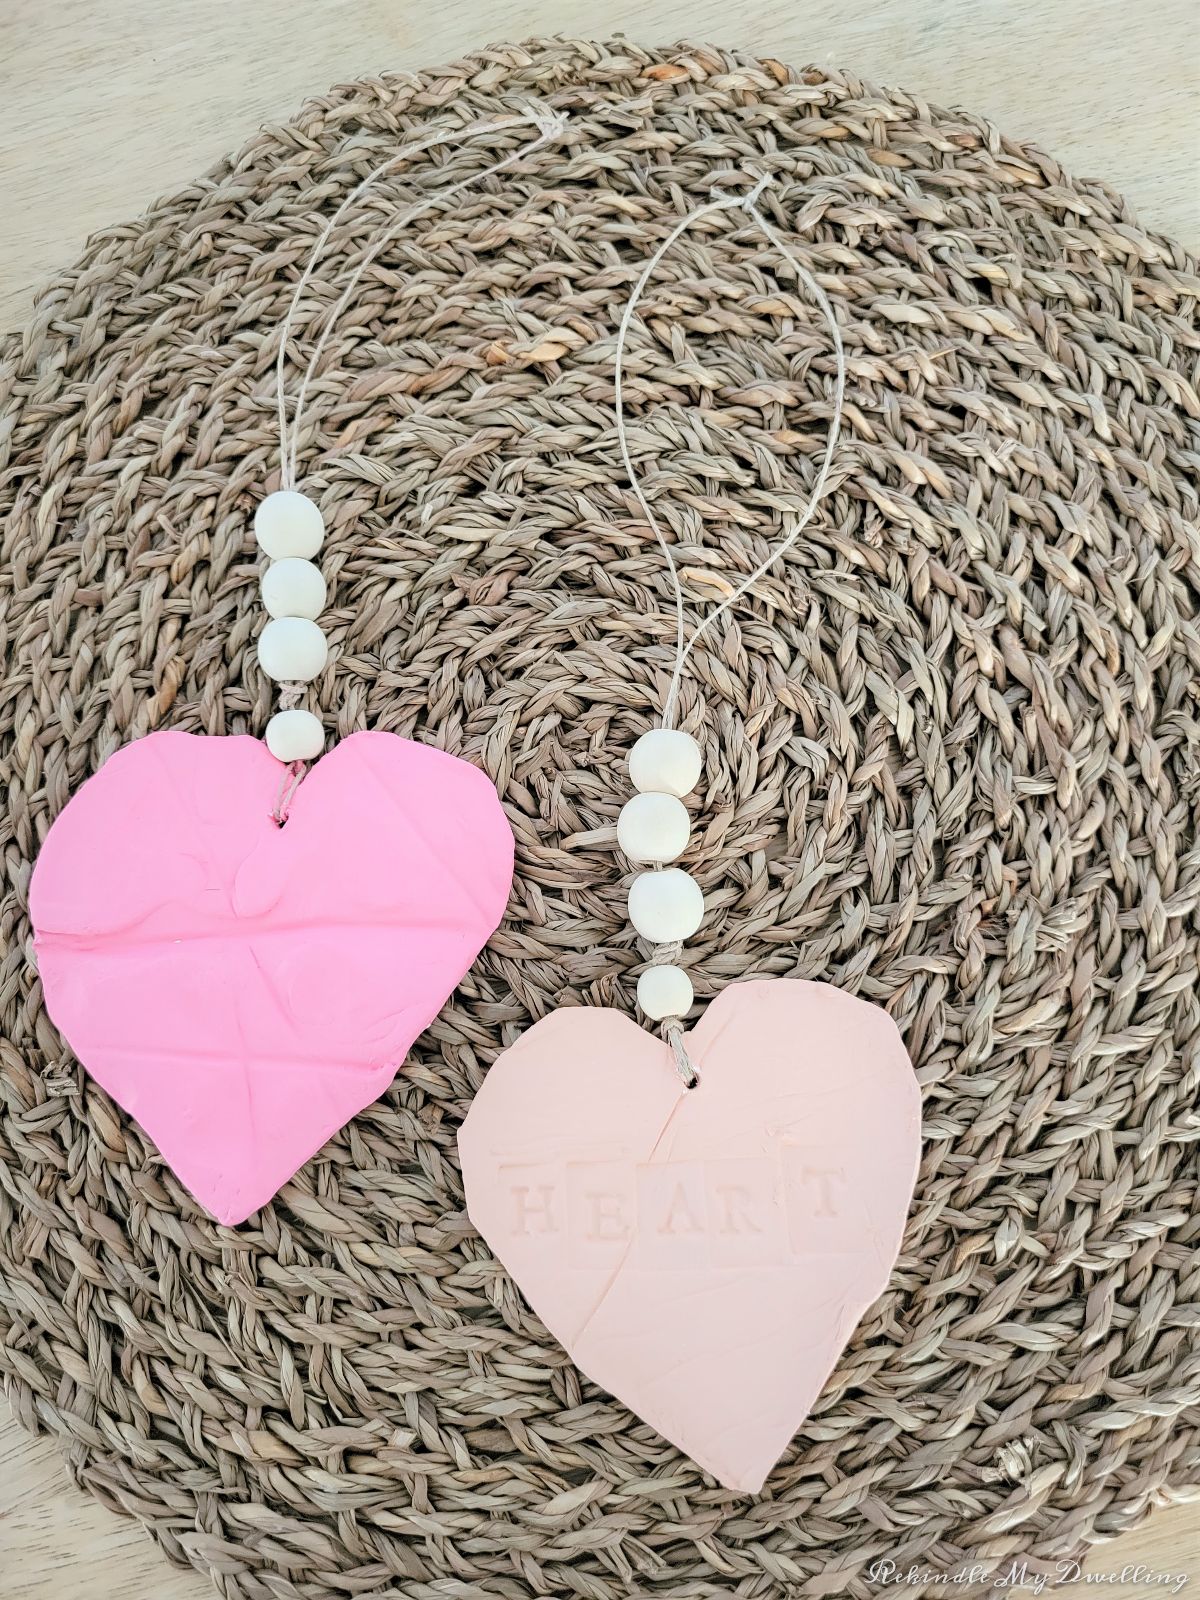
31 730 513 1226
458 978 920 1493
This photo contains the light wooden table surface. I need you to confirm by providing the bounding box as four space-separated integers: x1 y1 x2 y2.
1 3 1197 1595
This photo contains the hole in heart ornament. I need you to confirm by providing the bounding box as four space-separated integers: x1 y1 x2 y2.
458 980 921 1493
30 730 514 1225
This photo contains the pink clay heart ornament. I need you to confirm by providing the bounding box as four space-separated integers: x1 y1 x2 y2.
458 979 920 1493
31 730 514 1226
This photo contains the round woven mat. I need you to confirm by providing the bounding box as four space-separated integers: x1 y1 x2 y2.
2 35 1198 1600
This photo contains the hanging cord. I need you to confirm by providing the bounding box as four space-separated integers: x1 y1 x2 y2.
265 105 567 824
271 760 306 826
645 941 697 1088
614 172 847 731
274 105 569 489
613 173 848 1082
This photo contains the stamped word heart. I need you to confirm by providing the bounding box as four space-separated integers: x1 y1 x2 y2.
32 730 513 1225
459 979 920 1493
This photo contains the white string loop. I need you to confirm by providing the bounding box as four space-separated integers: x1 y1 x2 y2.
275 106 568 489
613 173 847 730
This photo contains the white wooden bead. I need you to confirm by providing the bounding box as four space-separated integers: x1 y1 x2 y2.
628 868 704 943
257 617 328 682
265 709 325 763
254 490 325 559
262 557 327 620
629 728 702 798
617 792 690 863
637 964 694 1021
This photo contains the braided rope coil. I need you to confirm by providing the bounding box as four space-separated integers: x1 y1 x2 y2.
0 36 1197 1600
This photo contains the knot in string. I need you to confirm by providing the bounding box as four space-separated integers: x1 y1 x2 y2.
526 106 571 140
708 170 774 209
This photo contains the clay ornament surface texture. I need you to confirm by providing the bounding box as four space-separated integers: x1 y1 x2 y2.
31 730 514 1225
458 979 921 1492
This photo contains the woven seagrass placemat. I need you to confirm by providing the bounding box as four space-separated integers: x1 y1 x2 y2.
1 35 1198 1600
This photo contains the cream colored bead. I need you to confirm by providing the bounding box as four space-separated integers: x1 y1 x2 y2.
629 728 702 798
261 557 327 620
637 964 694 1021
617 792 690 863
265 709 325 762
257 617 328 682
254 490 325 559
627 868 704 943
